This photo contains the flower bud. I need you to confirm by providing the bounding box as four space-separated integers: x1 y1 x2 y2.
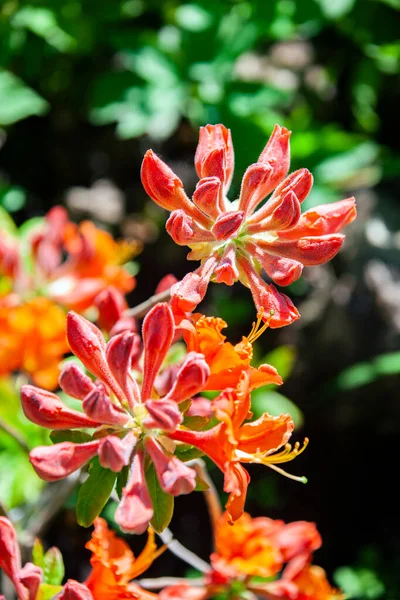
144 399 183 432
94 287 126 332
192 177 223 219
18 563 42 600
56 580 93 600
21 385 99 430
106 331 142 408
82 385 129 426
59 364 95 400
144 437 196 496
195 125 234 192
115 451 153 534
165 352 210 403
141 303 175 400
98 432 137 472
29 441 100 481
141 150 190 211
211 211 244 241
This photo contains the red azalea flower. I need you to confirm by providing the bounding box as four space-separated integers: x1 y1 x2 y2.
141 124 356 327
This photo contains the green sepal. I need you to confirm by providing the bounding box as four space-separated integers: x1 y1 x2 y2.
194 475 210 492
76 457 116 527
116 464 129 499
174 443 205 462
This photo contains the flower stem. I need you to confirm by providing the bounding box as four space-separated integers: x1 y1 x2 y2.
194 459 222 549
124 287 172 318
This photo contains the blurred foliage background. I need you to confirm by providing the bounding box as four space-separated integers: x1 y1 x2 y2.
0 0 399 598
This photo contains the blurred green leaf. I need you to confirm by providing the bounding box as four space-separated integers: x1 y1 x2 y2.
317 0 356 19
43 547 65 586
0 71 48 125
76 458 116 527
334 351 400 390
175 4 213 32
146 462 174 533
12 7 76 52
251 389 304 428
261 345 296 382
0 204 18 235
334 566 385 598
37 584 63 600
50 430 93 444
32 538 45 569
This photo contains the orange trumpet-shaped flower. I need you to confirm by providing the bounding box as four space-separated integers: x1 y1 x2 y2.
183 310 282 390
170 373 307 522
0 296 69 389
141 124 356 328
85 517 163 599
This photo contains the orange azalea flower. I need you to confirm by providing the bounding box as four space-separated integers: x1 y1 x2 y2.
0 296 68 389
48 218 138 312
183 310 282 390
85 517 163 599
171 373 307 522
289 565 345 600
211 511 283 579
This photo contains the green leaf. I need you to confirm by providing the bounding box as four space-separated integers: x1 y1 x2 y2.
334 566 385 599
182 415 209 431
50 430 93 444
0 205 18 234
174 444 205 462
317 0 356 19
145 463 174 533
116 464 129 500
175 4 214 32
0 71 48 125
43 547 64 586
36 584 63 600
261 345 296 383
76 458 116 527
251 390 304 428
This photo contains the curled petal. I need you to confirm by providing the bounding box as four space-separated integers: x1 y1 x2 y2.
18 563 43 600
258 234 345 266
165 352 210 403
238 162 274 216
59 364 95 400
144 437 196 496
21 385 100 430
115 450 154 534
247 190 301 234
273 521 322 563
195 124 234 192
155 273 178 294
166 210 214 246
170 256 218 313
29 440 100 481
246 243 303 286
238 256 300 328
192 177 223 219
106 331 142 409
141 303 175 400
224 463 250 523
56 580 94 600
94 286 127 332
279 197 357 240
211 211 244 241
214 243 240 286
144 399 183 432
238 413 294 454
98 432 137 472
82 386 129 426
67 312 122 401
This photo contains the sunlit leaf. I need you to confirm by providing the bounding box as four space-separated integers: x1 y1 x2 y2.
76 458 116 527
0 71 48 125
145 463 174 533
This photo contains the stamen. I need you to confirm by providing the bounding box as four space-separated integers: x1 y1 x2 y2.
247 307 275 343
265 463 308 484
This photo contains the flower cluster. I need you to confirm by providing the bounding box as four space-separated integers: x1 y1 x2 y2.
141 124 356 326
22 301 306 530
161 511 343 600
0 206 137 387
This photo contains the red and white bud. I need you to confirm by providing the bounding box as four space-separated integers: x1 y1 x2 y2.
195 125 234 192
211 211 244 241
258 124 291 185
144 437 196 496
56 580 93 600
66 312 122 401
238 255 300 328
106 331 141 409
115 450 153 534
165 352 210 403
98 432 137 472
94 286 126 332
170 255 218 313
21 385 99 430
166 210 214 246
18 563 43 600
214 243 240 286
30 440 101 482
141 303 175 401
82 385 129 426
144 399 183 432
59 364 95 400
193 177 223 219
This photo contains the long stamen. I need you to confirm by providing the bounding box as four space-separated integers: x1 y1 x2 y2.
247 307 275 343
265 463 308 484
235 438 309 482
